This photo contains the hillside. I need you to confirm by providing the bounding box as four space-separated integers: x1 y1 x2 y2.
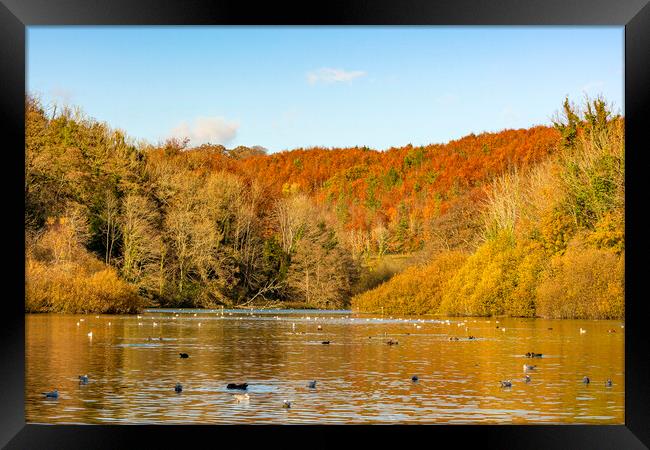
352 98 624 319
25 95 620 317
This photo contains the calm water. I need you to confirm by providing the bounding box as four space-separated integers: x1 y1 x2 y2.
25 310 624 424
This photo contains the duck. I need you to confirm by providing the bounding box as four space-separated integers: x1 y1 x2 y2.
525 352 543 358
321 341 331 345
317 325 322 330
307 381 317 389
386 339 399 346
179 353 189 358
524 375 531 383
411 375 419 382
500 380 512 388
233 393 250 402
468 336 476 340
580 328 587 334
227 383 248 390
449 337 459 341
523 364 536 371
607 329 616 333
42 389 59 398
87 331 93 338
175 383 183 393
606 379 613 387
283 400 291 408
582 376 590 384
78 375 89 385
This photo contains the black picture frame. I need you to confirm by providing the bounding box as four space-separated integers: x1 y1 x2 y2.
2 1 649 448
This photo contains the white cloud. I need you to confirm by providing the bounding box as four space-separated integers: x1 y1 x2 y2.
170 116 239 145
307 68 367 85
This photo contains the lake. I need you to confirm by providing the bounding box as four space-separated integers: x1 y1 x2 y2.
25 309 624 424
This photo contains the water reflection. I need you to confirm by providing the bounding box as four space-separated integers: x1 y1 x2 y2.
26 310 624 424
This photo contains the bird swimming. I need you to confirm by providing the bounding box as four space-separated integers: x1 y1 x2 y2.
321 341 331 345
175 383 183 393
580 328 587 334
386 339 399 346
87 331 93 338
78 375 89 385
283 400 291 408
412 375 419 382
42 389 59 398
317 325 322 330
582 376 590 384
227 383 248 390
179 353 189 358
606 379 613 387
524 375 531 383
525 352 543 358
500 380 512 388
523 364 536 371
307 381 317 388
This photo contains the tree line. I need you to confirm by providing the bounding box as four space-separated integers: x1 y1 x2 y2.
26 94 621 317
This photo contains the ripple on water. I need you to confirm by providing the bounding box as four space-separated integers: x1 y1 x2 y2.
25 311 624 424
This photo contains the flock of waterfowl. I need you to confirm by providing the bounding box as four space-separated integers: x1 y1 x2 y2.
41 313 621 409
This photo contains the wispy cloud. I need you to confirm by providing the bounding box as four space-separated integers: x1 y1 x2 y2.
170 116 239 145
437 93 459 107
581 81 605 95
307 68 367 85
272 107 300 130
50 86 74 105
501 105 520 123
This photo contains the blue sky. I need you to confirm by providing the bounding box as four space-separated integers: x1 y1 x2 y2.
27 27 623 152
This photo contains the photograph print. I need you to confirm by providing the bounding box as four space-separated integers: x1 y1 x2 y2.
25 26 625 425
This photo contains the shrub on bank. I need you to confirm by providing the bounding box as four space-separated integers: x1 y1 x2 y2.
26 215 145 314
535 239 624 319
351 251 467 315
26 258 144 314
439 232 519 316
